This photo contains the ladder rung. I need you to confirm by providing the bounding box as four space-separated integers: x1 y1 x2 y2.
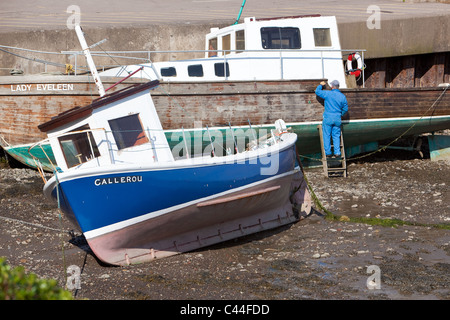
317 124 347 178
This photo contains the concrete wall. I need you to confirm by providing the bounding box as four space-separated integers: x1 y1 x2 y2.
1 14 450 75
0 23 222 76
339 15 450 59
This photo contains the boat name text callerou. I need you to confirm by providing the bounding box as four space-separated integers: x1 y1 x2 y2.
94 175 143 186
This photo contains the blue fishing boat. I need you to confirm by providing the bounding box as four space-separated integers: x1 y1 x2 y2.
37 26 311 266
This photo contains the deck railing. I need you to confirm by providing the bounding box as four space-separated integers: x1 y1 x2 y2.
1 45 366 87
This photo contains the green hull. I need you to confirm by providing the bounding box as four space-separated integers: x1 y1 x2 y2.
3 115 450 172
3 143 56 172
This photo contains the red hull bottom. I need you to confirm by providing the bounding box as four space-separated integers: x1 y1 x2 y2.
87 170 311 266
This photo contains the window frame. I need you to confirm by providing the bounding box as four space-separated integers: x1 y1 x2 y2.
222 34 231 55
214 62 230 77
108 113 149 151
313 28 332 47
160 67 177 77
208 37 218 57
235 29 245 53
260 27 301 49
187 64 204 77
58 124 100 168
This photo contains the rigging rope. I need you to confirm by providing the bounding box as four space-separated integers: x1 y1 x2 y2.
84 33 123 72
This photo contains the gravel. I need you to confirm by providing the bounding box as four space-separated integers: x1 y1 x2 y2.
0 149 449 302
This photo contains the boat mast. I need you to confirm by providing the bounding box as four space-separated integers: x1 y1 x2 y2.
74 24 106 97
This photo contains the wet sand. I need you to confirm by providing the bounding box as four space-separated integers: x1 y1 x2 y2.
0 149 449 303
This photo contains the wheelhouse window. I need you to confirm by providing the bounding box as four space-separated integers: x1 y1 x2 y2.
58 124 100 168
260 27 301 49
160 67 177 77
187 64 204 77
235 30 245 53
214 62 230 77
208 38 217 57
313 28 332 47
108 114 149 150
222 34 231 55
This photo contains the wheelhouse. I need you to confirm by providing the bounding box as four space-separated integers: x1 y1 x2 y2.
38 81 174 172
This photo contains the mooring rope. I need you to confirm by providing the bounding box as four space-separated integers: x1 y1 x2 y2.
0 214 63 232
54 171 68 286
295 148 334 218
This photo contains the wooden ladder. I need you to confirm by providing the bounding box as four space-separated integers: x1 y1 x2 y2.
317 124 347 178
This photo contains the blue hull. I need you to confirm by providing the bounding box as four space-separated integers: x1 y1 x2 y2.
53 145 296 235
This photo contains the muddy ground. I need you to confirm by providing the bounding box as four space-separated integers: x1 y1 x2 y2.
0 148 449 304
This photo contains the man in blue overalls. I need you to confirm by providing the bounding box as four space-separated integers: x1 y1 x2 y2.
315 80 348 158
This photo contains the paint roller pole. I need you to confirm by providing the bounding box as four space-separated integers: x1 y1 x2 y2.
74 24 106 97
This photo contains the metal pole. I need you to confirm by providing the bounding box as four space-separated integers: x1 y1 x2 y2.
248 119 257 147
228 122 238 153
280 50 283 80
362 51 365 88
182 127 190 159
224 54 228 80
321 50 324 79
74 24 105 96
206 125 215 157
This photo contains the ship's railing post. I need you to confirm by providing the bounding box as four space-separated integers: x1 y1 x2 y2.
74 54 77 75
280 50 284 80
321 50 324 79
362 50 365 88
224 52 228 80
